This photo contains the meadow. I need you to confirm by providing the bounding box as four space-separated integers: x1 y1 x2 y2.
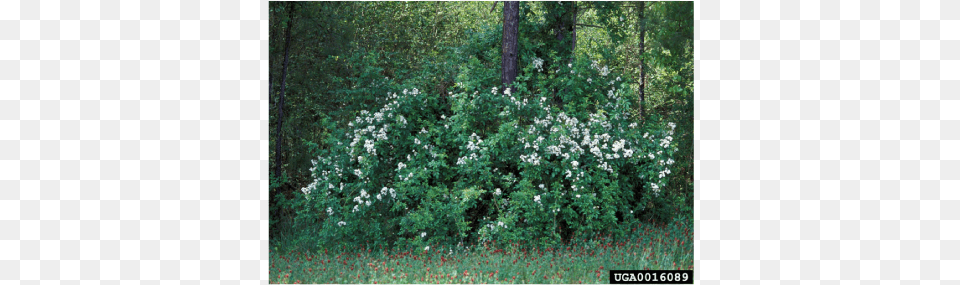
270 218 693 284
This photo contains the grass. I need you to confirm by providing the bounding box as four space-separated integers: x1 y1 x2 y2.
269 218 693 284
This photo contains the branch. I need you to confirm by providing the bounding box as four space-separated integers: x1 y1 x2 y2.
576 24 604 29
490 1 499 13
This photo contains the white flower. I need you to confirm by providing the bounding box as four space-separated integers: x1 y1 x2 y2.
576 194 581 198
571 160 579 168
327 207 333 215
520 153 541 166
660 137 672 148
612 139 625 152
587 78 592 83
494 188 502 196
492 87 498 94
539 184 545 189
424 246 430 251
534 195 541 204
338 221 347 226
364 139 376 155
421 232 427 238
505 88 511 96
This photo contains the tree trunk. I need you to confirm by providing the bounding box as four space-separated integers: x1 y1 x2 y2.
501 1 520 90
570 2 577 55
549 2 577 109
276 2 296 178
637 1 646 119
554 1 576 60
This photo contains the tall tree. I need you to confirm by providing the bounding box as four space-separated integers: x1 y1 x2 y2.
276 1 297 178
637 1 646 119
501 1 520 89
542 1 577 60
563 2 577 56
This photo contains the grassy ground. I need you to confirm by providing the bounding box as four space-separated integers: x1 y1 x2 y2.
269 219 693 284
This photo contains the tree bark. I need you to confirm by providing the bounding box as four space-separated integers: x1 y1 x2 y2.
276 2 296 178
571 2 577 54
501 1 520 90
553 1 576 60
637 1 646 119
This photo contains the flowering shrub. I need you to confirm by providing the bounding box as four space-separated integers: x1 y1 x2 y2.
298 57 679 249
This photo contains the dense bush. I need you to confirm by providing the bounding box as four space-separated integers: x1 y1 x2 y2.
291 56 681 250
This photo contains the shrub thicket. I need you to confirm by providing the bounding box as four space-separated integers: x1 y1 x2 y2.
288 56 681 250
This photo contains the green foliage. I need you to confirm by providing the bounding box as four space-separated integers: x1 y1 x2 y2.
644 2 694 219
292 51 681 249
270 1 694 252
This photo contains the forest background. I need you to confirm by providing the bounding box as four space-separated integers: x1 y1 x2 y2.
268 0 693 257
